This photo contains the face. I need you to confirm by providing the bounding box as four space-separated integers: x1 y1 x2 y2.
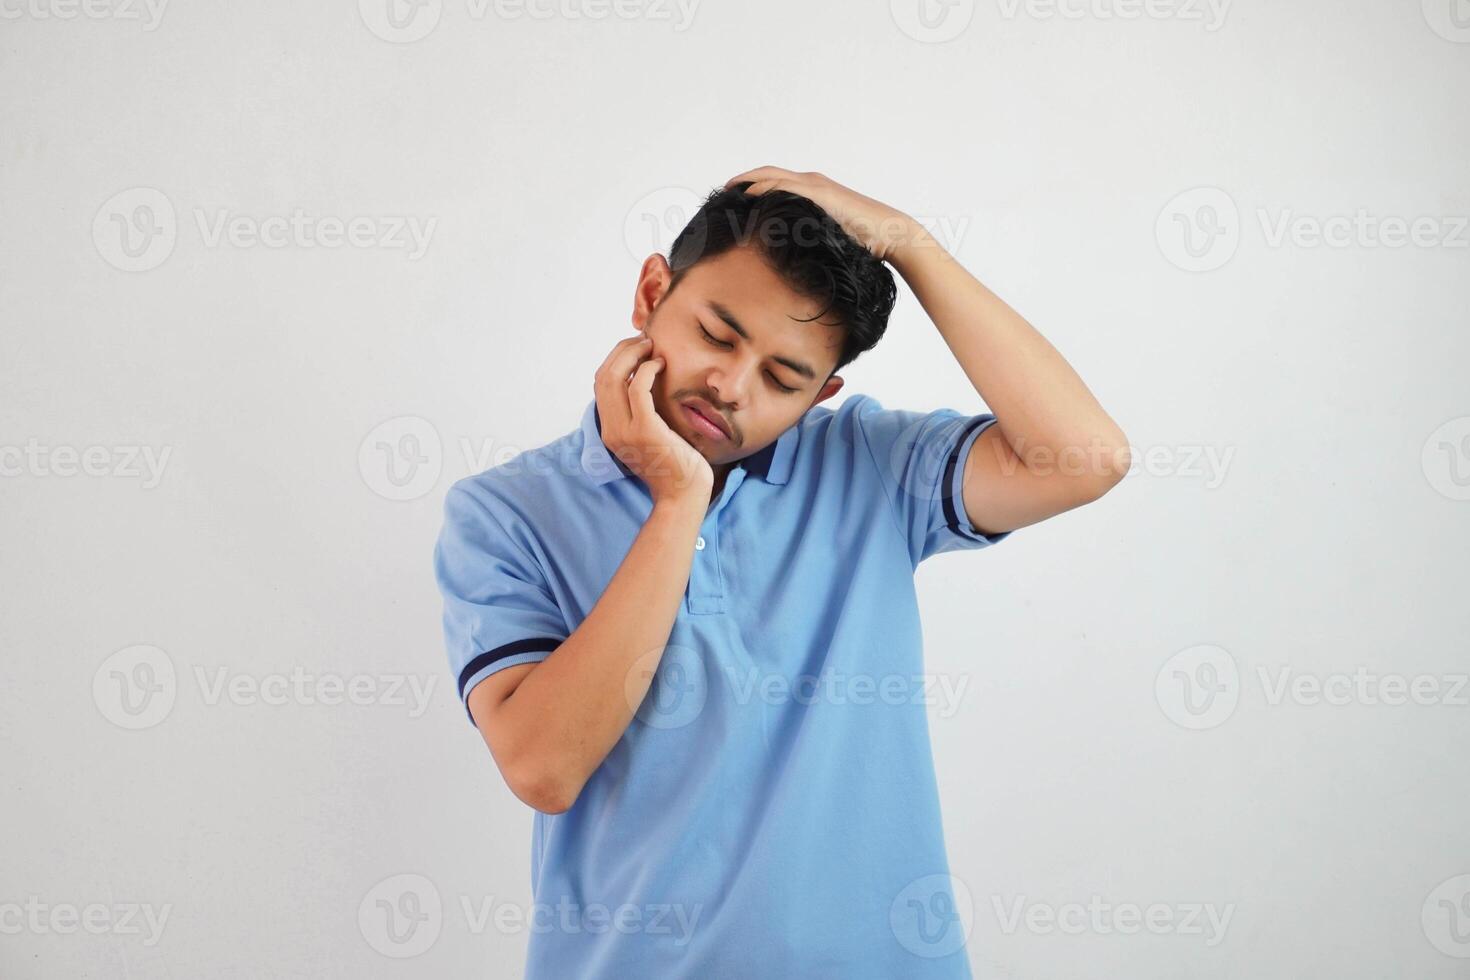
630 244 846 472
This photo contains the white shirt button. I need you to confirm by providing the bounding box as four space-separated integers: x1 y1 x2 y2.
695 536 706 551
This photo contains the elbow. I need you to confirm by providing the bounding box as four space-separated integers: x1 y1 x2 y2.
1094 426 1132 488
1096 445 1132 494
471 681 582 814
1075 438 1131 502
505 758 581 815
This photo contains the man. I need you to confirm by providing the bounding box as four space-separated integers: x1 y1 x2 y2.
434 166 1129 978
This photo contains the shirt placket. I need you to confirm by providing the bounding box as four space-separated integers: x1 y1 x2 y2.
685 467 747 615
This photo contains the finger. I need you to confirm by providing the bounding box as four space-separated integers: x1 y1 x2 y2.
627 356 663 421
724 166 793 190
745 179 782 196
626 358 666 463
596 334 652 381
595 336 653 428
610 336 654 387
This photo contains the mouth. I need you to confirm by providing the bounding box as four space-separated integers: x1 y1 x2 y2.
681 399 732 442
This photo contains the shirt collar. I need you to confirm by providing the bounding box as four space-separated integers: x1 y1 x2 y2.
579 398 798 488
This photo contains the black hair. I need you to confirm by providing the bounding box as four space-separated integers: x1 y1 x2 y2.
664 181 897 377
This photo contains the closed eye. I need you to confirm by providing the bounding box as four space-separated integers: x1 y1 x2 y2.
699 325 731 350
699 326 799 394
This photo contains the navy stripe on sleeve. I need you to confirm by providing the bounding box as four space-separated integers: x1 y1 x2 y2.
458 636 565 706
941 418 992 539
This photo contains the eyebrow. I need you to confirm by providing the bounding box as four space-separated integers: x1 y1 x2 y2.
707 301 819 381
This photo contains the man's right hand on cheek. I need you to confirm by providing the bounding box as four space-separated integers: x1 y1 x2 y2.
593 334 712 507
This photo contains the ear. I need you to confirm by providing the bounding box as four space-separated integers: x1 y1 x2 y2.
631 253 674 332
811 374 844 406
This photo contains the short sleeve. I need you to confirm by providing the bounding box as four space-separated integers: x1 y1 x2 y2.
433 481 569 725
848 395 1014 565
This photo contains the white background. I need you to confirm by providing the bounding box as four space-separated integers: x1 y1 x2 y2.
2 0 1468 976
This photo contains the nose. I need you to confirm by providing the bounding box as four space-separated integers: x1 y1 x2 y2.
706 358 756 412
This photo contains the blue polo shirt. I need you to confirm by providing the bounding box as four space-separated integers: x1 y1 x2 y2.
434 393 1013 978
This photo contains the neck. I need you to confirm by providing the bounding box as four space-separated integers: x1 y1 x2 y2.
710 461 735 502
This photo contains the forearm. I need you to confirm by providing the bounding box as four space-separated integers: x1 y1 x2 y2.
890 224 1128 479
494 494 706 807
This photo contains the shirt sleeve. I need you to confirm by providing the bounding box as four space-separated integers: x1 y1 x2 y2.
848 394 1014 566
433 480 570 725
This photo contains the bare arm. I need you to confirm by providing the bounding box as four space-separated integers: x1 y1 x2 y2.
722 166 1132 536
888 227 1131 534
469 333 712 814
469 494 705 814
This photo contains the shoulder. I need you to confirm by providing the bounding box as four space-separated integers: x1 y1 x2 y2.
799 392 883 441
443 426 586 529
821 392 913 433
800 392 925 459
775 393 912 477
